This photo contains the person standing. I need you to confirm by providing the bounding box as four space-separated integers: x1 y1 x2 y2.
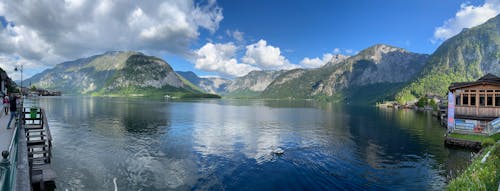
6 95 17 129
3 95 9 115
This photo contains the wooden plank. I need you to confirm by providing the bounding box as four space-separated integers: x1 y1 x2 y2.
26 134 46 138
25 125 43 130
27 140 46 145
27 144 49 149
29 150 50 155
25 129 45 133
31 168 56 183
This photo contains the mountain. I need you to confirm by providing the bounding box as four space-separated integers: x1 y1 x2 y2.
323 54 350 67
396 14 500 103
262 44 429 103
176 71 231 94
224 70 286 98
25 51 214 97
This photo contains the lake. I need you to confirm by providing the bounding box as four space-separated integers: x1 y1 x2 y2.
24 96 472 190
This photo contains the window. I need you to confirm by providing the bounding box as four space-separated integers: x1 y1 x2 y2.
470 94 476 106
487 90 494 92
456 95 461 106
487 94 493 106
480 90 485 92
463 94 469 105
471 90 477 92
496 94 500 107
479 94 485 106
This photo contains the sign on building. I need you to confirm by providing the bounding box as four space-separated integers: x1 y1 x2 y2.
448 92 455 130
489 118 500 135
455 119 478 130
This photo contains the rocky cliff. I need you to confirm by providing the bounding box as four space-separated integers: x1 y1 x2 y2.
224 70 286 98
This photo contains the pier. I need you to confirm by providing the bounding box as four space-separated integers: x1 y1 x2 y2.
0 102 55 191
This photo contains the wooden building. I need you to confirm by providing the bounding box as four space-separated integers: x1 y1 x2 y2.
448 74 500 134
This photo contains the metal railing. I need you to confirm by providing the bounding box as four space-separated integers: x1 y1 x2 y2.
0 101 22 191
451 117 500 136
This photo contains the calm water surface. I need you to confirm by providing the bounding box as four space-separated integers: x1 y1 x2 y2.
25 96 472 190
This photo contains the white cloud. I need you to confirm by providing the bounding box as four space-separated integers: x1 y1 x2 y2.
300 53 334 68
226 29 244 42
299 52 350 68
332 47 357 55
242 39 298 70
0 0 223 78
333 48 341 53
194 42 259 77
433 0 500 42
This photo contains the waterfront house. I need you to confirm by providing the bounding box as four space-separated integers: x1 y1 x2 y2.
448 73 500 134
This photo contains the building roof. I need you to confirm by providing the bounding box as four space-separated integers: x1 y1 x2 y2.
449 73 500 91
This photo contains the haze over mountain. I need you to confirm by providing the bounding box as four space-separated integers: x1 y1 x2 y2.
176 71 230 94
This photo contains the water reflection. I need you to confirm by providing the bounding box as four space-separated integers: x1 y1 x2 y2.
24 97 471 190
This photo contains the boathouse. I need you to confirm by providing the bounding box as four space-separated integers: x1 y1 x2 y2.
448 73 500 134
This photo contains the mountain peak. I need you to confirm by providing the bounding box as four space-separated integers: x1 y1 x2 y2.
323 54 349 67
355 44 412 63
101 50 143 57
365 44 406 53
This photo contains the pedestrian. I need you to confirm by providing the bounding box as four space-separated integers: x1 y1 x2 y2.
3 95 9 115
6 95 17 129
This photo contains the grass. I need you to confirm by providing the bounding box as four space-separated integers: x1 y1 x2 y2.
448 133 500 147
447 143 500 190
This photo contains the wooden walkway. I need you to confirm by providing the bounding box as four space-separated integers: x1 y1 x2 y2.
22 107 56 190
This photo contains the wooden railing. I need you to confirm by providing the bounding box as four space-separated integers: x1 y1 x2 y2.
456 106 500 118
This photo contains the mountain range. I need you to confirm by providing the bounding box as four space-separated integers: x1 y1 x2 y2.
20 14 500 103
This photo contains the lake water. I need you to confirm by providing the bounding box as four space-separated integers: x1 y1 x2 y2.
24 96 472 190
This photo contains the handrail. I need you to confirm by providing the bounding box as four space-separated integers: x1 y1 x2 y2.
7 116 19 160
0 99 22 191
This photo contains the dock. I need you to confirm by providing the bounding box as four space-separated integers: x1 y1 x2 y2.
23 107 56 190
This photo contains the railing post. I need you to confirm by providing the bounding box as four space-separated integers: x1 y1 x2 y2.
0 151 10 191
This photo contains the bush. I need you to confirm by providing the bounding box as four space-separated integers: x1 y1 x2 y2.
416 97 428 107
482 138 495 147
448 144 500 191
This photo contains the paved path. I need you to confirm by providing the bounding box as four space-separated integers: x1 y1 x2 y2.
0 109 16 152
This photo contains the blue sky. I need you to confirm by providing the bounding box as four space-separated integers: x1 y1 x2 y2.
163 0 488 76
0 0 498 80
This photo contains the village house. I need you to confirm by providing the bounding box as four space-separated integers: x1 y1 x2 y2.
448 73 500 134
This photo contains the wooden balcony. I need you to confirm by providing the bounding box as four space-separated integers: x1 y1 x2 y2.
456 106 500 119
